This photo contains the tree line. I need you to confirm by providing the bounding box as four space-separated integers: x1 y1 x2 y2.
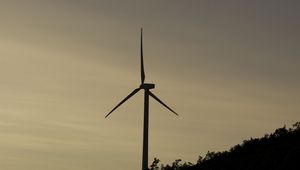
149 122 300 170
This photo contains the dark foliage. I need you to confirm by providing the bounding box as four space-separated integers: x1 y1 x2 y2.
150 122 300 170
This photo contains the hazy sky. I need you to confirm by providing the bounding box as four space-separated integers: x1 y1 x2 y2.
1 0 299 169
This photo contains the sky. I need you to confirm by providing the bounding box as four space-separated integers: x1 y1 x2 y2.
0 0 299 169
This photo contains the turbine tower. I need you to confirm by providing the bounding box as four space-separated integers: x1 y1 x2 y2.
105 28 178 170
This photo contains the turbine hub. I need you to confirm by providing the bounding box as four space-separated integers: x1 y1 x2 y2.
140 83 155 89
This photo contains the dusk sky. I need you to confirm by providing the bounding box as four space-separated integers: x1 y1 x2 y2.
0 1 299 170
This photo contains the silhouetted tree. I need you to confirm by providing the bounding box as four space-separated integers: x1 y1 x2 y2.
150 122 300 170
150 158 160 170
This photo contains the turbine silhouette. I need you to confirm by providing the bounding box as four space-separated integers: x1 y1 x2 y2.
105 28 178 170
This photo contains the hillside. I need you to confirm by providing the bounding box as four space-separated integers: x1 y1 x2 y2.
150 122 300 170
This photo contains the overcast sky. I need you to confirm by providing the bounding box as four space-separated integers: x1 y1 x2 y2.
0 1 299 170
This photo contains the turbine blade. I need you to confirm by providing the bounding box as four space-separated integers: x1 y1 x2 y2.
105 88 141 118
148 91 179 116
140 28 145 84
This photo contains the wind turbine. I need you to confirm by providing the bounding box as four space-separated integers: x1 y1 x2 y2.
105 28 178 170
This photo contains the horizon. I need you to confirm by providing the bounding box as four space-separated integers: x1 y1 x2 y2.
1 1 300 170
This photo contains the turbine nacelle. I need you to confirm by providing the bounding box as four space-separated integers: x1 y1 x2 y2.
140 83 155 89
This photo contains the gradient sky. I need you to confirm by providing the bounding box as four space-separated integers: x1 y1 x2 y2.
1 0 299 169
